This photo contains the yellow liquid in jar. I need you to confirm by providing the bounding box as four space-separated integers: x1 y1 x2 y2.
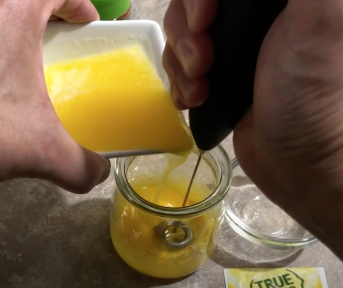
110 154 223 279
44 44 193 154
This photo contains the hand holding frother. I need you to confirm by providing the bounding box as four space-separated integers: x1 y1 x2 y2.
165 0 286 206
163 0 343 261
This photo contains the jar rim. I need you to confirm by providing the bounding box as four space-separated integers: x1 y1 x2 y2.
113 145 233 218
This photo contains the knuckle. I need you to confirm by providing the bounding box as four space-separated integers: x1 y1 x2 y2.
171 85 188 110
187 34 214 78
163 0 178 41
164 0 188 47
162 44 182 80
191 78 209 106
191 0 219 32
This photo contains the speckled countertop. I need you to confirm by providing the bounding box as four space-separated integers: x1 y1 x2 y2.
0 1 342 287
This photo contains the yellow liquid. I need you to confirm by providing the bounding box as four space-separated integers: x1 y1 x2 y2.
110 154 223 278
44 44 193 154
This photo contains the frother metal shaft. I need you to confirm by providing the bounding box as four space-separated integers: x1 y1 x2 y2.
182 150 204 207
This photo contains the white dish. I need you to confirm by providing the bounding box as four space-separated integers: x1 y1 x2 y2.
43 20 171 158
43 20 168 86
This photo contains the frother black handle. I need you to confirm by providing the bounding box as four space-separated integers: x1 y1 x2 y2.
189 0 288 151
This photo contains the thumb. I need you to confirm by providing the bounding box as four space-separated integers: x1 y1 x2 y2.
37 125 111 194
53 0 99 23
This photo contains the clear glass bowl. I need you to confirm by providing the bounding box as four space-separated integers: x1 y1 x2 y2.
224 158 318 250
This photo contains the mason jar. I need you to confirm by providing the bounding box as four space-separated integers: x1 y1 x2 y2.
110 146 235 279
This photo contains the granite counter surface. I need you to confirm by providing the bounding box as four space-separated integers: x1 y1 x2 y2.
0 0 342 287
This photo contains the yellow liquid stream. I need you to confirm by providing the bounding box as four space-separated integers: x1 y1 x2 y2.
110 154 223 279
44 44 193 154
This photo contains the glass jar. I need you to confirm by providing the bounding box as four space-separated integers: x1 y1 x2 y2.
110 146 233 279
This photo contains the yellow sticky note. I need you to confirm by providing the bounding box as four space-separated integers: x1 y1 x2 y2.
224 268 328 288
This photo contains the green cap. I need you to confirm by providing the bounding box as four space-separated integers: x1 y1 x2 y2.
91 0 131 20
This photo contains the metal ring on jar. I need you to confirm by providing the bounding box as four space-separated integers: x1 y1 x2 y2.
154 220 193 249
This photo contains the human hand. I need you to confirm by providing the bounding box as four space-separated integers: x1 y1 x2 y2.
163 0 343 260
0 0 110 193
234 0 343 258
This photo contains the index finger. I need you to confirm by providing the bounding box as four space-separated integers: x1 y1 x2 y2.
183 0 219 32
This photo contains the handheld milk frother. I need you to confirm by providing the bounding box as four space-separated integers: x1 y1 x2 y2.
155 0 288 248
189 0 288 150
186 0 288 204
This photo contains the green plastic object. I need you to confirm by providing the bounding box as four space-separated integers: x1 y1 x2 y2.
91 0 131 20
